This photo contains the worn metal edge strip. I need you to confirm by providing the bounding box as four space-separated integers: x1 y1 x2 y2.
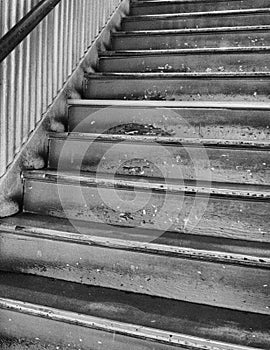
131 0 267 6
22 170 270 200
99 46 270 56
85 72 270 78
123 8 270 21
48 132 270 150
1 223 269 267
0 298 263 350
114 25 270 35
115 25 270 39
67 99 270 109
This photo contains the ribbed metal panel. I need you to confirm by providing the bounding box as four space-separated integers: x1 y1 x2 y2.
0 0 122 177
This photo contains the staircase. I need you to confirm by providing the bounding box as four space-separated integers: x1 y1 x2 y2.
0 0 270 348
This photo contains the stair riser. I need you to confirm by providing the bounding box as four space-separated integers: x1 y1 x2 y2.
112 32 270 50
84 77 270 102
68 106 270 142
99 53 270 73
131 1 270 15
48 138 270 185
122 14 270 30
1 232 269 314
23 179 270 243
0 308 175 350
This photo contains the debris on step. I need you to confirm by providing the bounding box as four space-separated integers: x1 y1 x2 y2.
105 123 175 136
50 119 65 133
22 151 45 170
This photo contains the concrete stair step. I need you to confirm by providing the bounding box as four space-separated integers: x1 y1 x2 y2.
67 100 270 142
112 26 270 50
48 133 270 185
83 72 270 102
3 0 270 347
130 0 270 16
22 170 270 243
122 8 270 30
0 271 269 349
99 47 270 73
2 212 269 260
0 215 269 313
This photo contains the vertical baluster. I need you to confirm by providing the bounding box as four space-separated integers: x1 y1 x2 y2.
98 0 102 33
78 0 83 60
42 16 48 113
0 56 8 177
72 0 76 70
58 1 64 91
84 0 88 52
64 1 69 80
76 1 81 62
84 0 87 53
76 1 81 64
47 10 54 106
89 0 93 46
35 19 43 124
29 0 38 132
95 0 99 38
14 1 24 152
102 1 105 32
0 0 9 176
53 4 60 97
68 0 74 76
6 0 16 165
90 1 95 44
81 0 86 56
21 2 30 142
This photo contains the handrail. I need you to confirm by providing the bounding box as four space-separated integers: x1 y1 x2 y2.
0 0 61 62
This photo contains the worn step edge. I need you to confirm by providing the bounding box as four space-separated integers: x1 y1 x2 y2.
124 7 270 20
49 132 270 149
85 72 270 79
23 170 270 200
1 271 270 348
115 25 270 35
0 298 262 350
1 222 269 268
67 99 270 109
2 212 270 254
86 72 270 78
100 46 270 56
131 0 265 5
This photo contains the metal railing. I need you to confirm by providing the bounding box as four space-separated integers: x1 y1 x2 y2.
0 0 122 178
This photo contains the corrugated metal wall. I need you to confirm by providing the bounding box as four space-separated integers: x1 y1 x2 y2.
0 0 122 177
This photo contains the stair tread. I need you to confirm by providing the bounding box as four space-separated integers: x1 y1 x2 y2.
132 0 262 2
114 25 270 35
130 0 270 16
0 271 269 349
23 169 270 199
132 0 257 4
84 73 270 101
100 46 270 56
124 7 270 20
1 212 270 267
49 132 270 149
1 212 269 258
